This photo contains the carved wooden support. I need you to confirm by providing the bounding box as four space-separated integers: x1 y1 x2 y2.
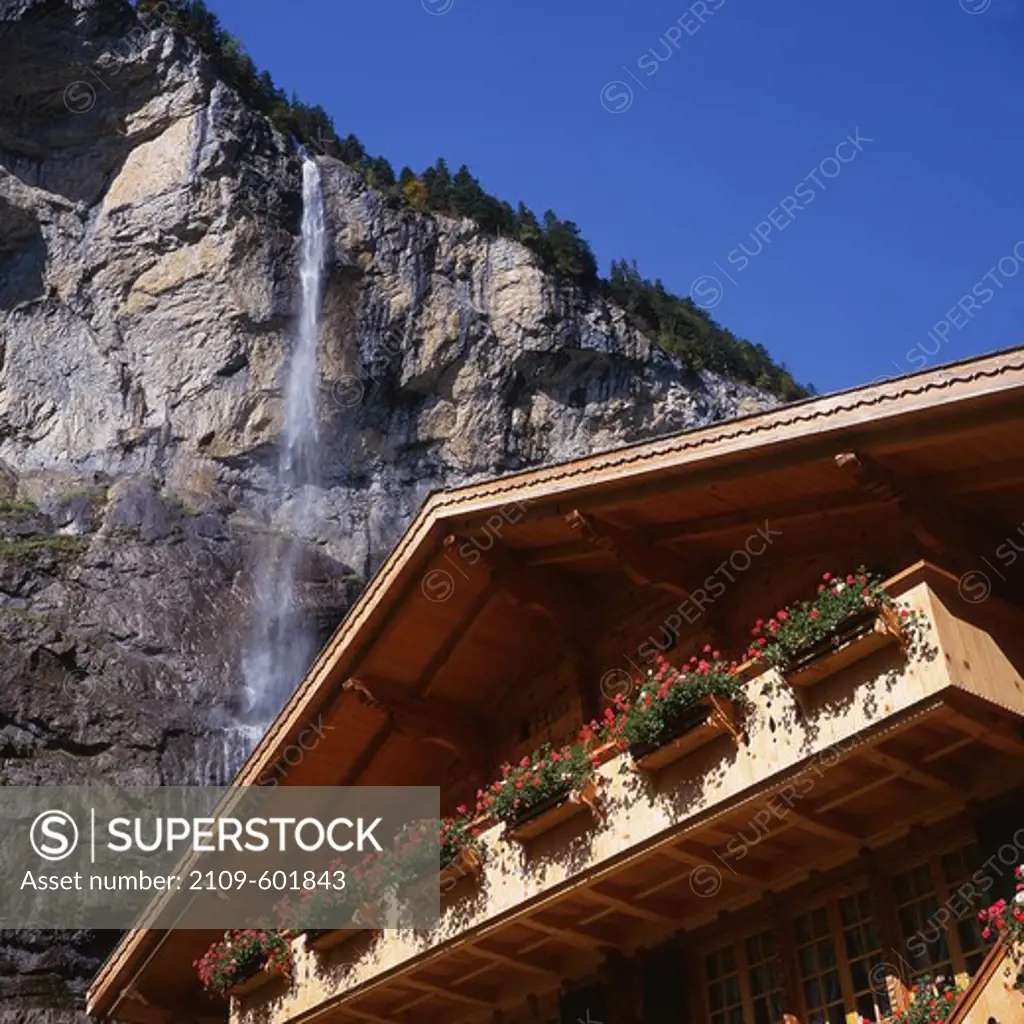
565 510 730 650
565 509 701 599
344 677 489 780
836 451 1023 606
445 534 601 721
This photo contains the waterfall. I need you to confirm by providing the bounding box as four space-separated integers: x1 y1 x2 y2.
230 157 326 763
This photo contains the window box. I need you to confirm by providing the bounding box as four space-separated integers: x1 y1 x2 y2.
630 696 742 772
784 608 905 690
225 962 282 999
440 846 484 888
304 928 364 953
505 777 602 842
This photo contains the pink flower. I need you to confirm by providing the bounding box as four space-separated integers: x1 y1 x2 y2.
810 609 819 620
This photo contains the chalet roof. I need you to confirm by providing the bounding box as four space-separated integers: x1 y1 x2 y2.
88 344 1024 1018
235 344 1024 789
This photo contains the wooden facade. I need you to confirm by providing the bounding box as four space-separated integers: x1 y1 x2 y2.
87 348 1024 1024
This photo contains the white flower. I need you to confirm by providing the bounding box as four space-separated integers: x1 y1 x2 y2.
1014 890 1024 904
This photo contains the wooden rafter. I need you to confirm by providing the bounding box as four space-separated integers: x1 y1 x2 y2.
835 451 1023 606
942 698 1024 755
785 806 864 844
581 886 680 925
445 534 601 720
469 942 562 978
565 509 702 599
519 918 609 949
863 746 969 793
343 677 489 778
400 977 496 1008
341 582 497 787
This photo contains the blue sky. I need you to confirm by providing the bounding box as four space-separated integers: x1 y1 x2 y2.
205 0 1023 394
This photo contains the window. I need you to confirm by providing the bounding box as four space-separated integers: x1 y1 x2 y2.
705 943 744 1024
940 845 988 975
744 930 785 1024
838 889 892 1022
893 843 987 984
704 930 784 1024
893 861 953 979
793 906 846 1024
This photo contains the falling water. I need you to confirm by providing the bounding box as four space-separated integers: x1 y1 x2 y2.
229 157 326 762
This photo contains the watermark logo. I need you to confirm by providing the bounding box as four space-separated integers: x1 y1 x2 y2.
956 519 1024 605
30 811 79 862
691 129 873 309
63 82 97 114
599 81 634 114
421 569 456 603
422 0 455 14
600 0 727 114
960 0 991 13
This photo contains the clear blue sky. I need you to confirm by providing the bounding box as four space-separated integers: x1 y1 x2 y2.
205 0 1023 394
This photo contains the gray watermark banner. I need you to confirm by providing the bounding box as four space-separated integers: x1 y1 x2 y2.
0 787 439 930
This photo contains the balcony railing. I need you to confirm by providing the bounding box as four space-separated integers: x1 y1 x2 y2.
229 561 1024 1023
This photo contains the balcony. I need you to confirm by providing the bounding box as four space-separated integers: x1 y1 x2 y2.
231 561 1024 1024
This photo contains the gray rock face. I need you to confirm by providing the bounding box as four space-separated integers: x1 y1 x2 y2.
0 0 778 1015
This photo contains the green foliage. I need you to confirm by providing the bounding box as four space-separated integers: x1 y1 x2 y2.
478 743 594 825
130 0 808 401
744 568 920 669
605 259 807 401
440 812 479 871
889 977 964 1024
0 536 89 559
193 929 292 996
597 652 748 754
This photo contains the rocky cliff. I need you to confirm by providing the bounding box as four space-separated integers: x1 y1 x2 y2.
0 0 779 1016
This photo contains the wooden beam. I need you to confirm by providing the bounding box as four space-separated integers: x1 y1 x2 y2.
344 677 489 778
665 842 770 886
400 977 496 1008
942 700 1024 755
581 886 679 925
648 489 889 545
786 806 864 844
565 509 701 599
835 451 1023 605
469 942 561 979
863 746 969 793
446 535 602 721
519 919 608 949
342 581 497 787
445 535 582 629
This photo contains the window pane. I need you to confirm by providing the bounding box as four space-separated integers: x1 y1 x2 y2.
823 970 841 1002
839 895 857 926
724 975 740 1004
805 978 821 1008
706 951 720 980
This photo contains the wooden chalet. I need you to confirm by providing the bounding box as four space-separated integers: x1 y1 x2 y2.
88 347 1024 1024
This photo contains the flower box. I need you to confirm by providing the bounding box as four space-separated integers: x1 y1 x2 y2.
504 777 602 842
630 696 741 772
225 962 281 999
305 928 363 953
440 846 483 889
783 607 905 690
